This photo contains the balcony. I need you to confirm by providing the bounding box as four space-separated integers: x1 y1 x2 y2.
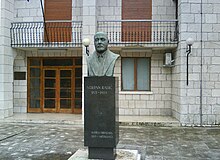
10 20 178 49
10 21 82 48
97 20 178 47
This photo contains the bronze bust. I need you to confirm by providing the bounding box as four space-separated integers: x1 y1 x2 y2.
87 32 119 76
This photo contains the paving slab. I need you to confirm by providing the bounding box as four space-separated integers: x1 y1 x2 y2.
0 123 220 160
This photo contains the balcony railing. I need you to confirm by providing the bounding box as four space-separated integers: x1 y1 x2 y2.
11 21 82 48
97 20 178 46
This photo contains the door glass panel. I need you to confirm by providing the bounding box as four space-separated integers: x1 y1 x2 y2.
75 58 82 65
43 59 73 66
60 70 71 77
30 68 41 77
75 99 82 109
30 89 40 98
30 78 40 88
45 70 56 77
75 91 82 98
60 79 71 88
45 89 55 98
75 78 82 88
60 99 71 109
59 69 72 111
45 79 55 88
75 68 82 77
60 89 71 98
30 59 41 66
30 99 40 108
44 99 55 108
29 66 41 109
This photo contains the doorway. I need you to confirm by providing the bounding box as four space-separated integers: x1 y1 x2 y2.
28 57 82 113
43 68 73 113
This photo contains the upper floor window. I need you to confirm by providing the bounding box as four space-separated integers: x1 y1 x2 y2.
122 58 151 91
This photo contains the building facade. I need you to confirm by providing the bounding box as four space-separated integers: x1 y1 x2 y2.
0 0 220 126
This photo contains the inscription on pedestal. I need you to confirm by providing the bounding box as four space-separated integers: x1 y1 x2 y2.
84 77 119 159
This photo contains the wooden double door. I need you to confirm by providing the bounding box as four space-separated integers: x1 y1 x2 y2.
43 68 74 113
28 58 82 113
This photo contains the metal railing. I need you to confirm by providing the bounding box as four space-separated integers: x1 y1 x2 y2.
97 20 178 46
11 21 82 48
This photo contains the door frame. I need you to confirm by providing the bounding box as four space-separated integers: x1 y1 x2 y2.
27 57 82 114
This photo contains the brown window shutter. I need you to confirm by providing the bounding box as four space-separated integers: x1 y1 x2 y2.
45 0 72 21
44 0 72 42
122 0 152 42
122 0 152 20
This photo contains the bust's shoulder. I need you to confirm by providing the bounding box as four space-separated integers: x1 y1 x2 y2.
108 50 120 59
87 52 96 61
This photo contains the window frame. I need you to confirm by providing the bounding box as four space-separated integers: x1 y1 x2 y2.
121 57 151 91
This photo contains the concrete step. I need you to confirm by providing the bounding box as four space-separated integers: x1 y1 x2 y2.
0 114 180 127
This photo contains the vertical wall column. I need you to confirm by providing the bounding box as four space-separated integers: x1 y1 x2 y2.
175 0 220 125
173 0 202 125
0 0 15 118
82 0 98 120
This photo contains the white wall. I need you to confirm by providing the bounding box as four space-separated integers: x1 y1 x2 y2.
14 0 83 22
0 0 16 118
14 0 43 22
13 52 27 113
152 0 176 20
174 0 220 125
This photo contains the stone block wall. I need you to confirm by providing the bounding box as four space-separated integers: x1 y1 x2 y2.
14 0 43 22
0 0 15 118
97 0 121 20
72 0 82 21
152 0 176 19
14 0 82 22
13 51 27 113
173 0 220 125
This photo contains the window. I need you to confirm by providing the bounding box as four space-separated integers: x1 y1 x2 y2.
122 58 150 91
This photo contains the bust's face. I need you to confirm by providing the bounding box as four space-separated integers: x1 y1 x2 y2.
94 33 108 54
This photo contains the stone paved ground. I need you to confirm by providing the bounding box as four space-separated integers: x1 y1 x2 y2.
0 123 220 160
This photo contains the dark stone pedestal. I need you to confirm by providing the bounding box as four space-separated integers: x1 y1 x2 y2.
84 76 119 159
88 147 116 159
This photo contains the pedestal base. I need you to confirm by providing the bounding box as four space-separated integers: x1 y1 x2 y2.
68 149 141 160
89 147 115 159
